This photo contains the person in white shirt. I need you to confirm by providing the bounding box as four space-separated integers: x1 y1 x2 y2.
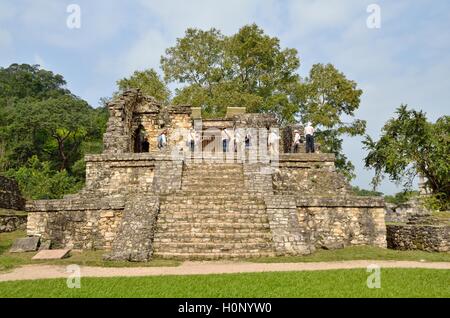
304 122 315 153
267 129 280 155
293 129 301 153
234 129 242 153
158 130 167 150
221 128 230 152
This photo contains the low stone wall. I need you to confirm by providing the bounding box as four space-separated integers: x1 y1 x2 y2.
26 197 125 249
387 224 450 252
273 154 352 196
0 176 25 210
296 197 387 249
0 214 27 233
84 153 182 195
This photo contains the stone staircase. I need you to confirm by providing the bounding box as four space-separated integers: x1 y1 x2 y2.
152 163 276 259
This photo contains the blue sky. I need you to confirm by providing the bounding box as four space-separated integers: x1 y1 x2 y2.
1 0 449 194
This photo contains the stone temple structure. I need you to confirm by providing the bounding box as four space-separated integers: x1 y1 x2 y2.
26 90 387 261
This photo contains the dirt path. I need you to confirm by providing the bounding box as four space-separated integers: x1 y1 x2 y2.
1 260 449 282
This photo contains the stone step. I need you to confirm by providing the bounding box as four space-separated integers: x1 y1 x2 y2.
157 214 269 223
153 242 274 253
153 251 277 260
180 188 246 193
156 221 271 232
184 164 243 170
153 232 272 242
170 191 266 198
182 176 244 182
160 196 265 204
160 211 267 217
161 199 266 209
183 170 243 176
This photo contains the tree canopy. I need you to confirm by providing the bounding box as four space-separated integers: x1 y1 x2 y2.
293 63 365 179
114 24 365 178
363 105 449 210
116 69 171 104
161 24 300 121
0 63 107 199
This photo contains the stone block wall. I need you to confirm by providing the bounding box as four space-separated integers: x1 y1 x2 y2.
387 224 449 252
85 153 156 194
265 195 313 255
296 197 387 249
26 198 125 249
153 158 183 194
0 176 25 210
272 154 351 196
0 214 27 233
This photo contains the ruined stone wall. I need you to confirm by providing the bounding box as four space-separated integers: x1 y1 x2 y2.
26 198 125 249
273 154 351 196
103 89 193 154
296 197 387 249
103 90 141 153
387 224 449 252
132 110 192 151
0 176 25 210
85 154 156 194
0 214 27 233
26 154 182 250
106 195 159 261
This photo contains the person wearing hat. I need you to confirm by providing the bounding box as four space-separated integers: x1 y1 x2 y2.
305 122 315 153
292 129 301 153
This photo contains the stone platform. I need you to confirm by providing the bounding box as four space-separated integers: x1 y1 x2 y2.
25 90 386 261
26 153 386 261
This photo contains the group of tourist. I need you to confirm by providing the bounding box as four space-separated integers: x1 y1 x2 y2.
139 122 316 154
219 128 254 153
292 122 315 153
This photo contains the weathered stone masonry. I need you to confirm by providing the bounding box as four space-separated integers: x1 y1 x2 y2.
0 176 25 211
26 90 387 260
0 176 26 233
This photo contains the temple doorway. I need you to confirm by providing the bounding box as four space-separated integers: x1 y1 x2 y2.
134 125 149 153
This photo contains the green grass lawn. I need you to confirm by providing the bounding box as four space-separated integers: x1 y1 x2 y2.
248 245 450 263
0 269 448 298
0 231 179 271
1 230 450 272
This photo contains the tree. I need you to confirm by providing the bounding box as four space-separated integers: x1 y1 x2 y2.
0 63 70 103
363 105 450 210
293 63 365 179
0 63 105 174
116 69 171 104
161 24 300 121
5 156 82 200
2 95 95 171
